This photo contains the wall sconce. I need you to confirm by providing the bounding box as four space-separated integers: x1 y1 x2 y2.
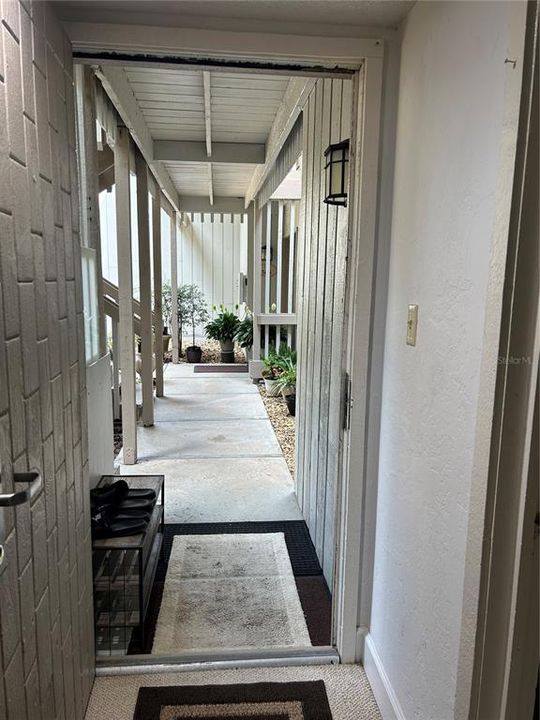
323 139 350 207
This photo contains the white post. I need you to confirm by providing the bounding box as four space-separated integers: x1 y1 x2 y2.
287 201 297 348
247 203 255 311
153 190 164 396
276 201 284 347
135 149 154 426
112 319 120 420
171 210 179 363
264 201 271 356
249 202 263 380
114 126 137 464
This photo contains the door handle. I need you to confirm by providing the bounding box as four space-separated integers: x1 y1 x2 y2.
0 471 43 507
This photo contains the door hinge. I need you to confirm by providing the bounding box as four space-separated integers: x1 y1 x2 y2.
343 372 352 431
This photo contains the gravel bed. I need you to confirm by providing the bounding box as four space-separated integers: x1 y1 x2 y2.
165 339 246 364
258 385 296 477
113 418 122 457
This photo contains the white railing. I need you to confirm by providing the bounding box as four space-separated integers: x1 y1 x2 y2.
251 200 299 374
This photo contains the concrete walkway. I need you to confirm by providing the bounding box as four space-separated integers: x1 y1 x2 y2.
120 363 302 523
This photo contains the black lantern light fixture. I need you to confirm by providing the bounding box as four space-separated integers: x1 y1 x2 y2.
323 139 350 207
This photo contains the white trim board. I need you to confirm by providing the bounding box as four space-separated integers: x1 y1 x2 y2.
65 22 383 67
363 634 407 720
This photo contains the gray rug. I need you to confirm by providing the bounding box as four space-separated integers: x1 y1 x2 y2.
152 533 312 653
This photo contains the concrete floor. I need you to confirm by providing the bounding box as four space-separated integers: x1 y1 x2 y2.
120 363 302 523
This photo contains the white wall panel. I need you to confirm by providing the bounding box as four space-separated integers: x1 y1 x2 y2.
178 213 247 333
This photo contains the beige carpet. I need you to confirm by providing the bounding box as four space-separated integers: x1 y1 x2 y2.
152 533 311 654
85 665 382 720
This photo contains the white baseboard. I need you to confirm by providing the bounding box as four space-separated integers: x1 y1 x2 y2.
363 634 407 720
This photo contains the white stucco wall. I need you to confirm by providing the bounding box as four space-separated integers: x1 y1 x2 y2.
367 2 526 719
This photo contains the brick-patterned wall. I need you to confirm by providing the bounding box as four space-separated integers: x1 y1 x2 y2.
0 2 94 718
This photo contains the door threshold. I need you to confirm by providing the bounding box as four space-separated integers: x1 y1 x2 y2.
96 646 340 676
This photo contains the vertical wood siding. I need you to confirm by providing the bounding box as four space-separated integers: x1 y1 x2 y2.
178 213 247 326
295 78 352 587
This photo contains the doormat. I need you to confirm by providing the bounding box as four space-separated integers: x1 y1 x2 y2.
158 521 323 579
151 533 312 653
134 680 333 720
128 522 331 654
193 364 248 373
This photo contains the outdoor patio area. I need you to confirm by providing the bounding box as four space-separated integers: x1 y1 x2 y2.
118 363 303 524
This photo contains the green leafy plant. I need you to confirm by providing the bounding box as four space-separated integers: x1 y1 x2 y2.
162 283 209 354
234 309 253 350
205 306 240 343
262 343 297 378
274 356 296 394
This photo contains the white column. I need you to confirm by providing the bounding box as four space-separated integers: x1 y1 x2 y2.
114 126 137 464
249 203 263 379
171 210 179 363
247 203 255 311
111 319 120 421
287 201 297 347
153 190 164 396
275 201 284 347
135 149 154 426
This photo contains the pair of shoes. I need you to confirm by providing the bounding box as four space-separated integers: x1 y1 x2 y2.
91 480 157 538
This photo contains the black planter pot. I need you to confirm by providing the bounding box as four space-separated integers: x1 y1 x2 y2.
186 345 202 363
220 339 235 364
285 393 296 417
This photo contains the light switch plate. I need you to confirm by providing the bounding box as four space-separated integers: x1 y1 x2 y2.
407 304 418 346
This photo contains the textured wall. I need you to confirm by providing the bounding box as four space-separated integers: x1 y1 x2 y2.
368 2 526 718
0 2 94 718
296 77 352 586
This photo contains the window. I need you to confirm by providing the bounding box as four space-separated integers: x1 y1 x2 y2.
81 247 100 363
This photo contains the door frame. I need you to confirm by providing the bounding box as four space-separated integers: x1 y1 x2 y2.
71 26 386 667
331 56 385 663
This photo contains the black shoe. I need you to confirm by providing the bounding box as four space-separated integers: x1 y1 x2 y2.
126 488 157 501
116 496 157 513
92 513 149 538
90 480 129 512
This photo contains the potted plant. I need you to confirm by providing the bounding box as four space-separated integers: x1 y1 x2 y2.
274 357 296 416
234 308 253 362
161 284 174 354
185 286 210 363
205 305 240 362
261 346 283 397
162 282 209 359
262 344 297 397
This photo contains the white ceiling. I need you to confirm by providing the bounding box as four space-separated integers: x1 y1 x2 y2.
122 66 291 198
53 1 414 34
126 67 289 144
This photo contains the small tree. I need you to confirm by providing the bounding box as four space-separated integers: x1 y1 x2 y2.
162 283 209 356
